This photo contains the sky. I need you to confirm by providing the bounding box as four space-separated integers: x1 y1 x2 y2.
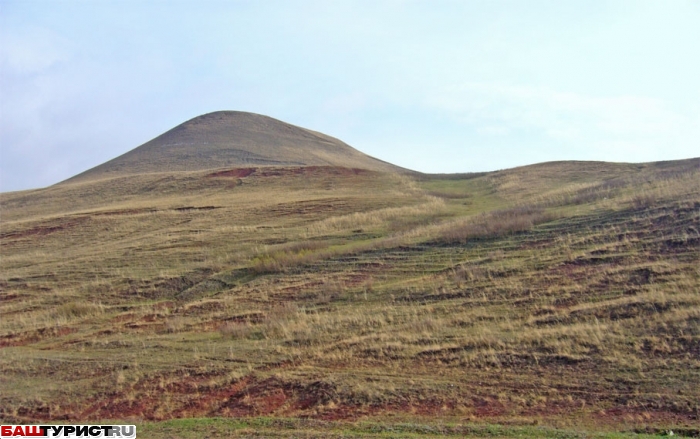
1 0 699 192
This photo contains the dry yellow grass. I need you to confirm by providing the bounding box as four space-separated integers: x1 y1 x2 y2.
1 159 698 433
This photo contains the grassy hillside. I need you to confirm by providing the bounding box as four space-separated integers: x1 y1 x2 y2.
1 159 698 436
66 111 404 183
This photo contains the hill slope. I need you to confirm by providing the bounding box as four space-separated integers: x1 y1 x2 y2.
66 111 404 182
1 140 699 433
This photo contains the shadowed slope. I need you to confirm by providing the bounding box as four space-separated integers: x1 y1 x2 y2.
66 111 405 183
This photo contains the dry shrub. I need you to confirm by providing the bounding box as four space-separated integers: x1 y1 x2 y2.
308 198 445 234
317 279 345 304
439 206 557 244
53 301 104 320
563 179 627 206
251 237 404 274
278 240 327 254
218 321 255 339
251 241 331 274
410 315 442 334
452 264 490 283
165 316 187 333
632 193 657 209
261 302 302 339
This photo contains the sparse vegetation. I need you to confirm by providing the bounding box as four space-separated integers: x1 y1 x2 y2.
1 158 698 436
437 205 558 243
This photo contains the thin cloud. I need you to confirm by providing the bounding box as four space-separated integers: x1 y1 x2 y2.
427 82 696 159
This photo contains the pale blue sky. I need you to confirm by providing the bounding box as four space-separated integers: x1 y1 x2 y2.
1 0 699 192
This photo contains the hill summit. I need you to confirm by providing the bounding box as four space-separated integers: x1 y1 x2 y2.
67 111 403 182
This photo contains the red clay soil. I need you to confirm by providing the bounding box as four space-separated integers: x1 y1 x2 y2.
0 217 90 240
88 208 158 217
0 326 76 347
257 166 371 178
7 369 698 431
207 168 257 178
0 363 698 428
5 363 686 426
207 166 372 179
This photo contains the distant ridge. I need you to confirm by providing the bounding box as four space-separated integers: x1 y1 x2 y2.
66 111 406 182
